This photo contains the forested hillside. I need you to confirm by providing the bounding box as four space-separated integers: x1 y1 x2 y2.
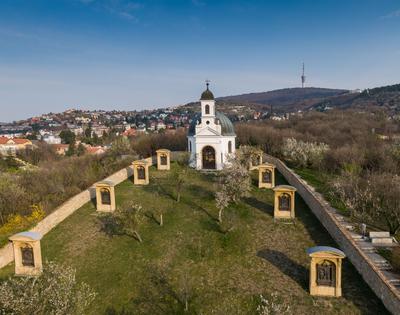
311 83 400 113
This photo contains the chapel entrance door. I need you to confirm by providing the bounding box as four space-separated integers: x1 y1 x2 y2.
202 146 216 169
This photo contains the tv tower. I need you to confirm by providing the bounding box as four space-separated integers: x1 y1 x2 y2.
301 62 306 88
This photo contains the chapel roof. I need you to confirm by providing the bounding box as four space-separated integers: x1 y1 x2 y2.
200 83 215 100
188 112 236 137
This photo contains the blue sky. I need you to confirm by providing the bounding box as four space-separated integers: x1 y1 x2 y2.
1 0 400 121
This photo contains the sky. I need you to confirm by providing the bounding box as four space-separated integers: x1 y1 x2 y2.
1 0 400 122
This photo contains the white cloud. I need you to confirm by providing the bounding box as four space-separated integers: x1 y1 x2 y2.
79 0 142 20
192 0 205 7
381 9 400 19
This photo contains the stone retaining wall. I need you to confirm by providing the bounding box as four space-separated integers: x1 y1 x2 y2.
0 164 134 269
265 155 400 314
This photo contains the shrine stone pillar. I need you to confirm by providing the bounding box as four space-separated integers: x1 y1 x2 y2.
258 163 276 188
306 246 346 297
133 160 150 185
272 185 297 219
156 149 171 170
95 181 116 212
9 231 43 276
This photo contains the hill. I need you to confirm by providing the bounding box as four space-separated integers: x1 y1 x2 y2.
311 83 400 113
182 87 349 117
218 87 348 106
215 84 400 114
0 163 387 314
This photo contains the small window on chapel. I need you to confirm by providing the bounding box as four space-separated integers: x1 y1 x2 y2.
228 141 232 153
205 104 210 115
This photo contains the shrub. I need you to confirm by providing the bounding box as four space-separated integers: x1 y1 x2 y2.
0 261 96 315
257 293 291 315
282 138 329 168
391 247 400 272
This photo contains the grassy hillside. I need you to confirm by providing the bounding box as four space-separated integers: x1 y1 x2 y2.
0 164 388 314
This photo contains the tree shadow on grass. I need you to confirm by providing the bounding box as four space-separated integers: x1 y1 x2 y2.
257 248 308 291
186 184 215 200
179 191 216 221
143 182 175 201
128 266 199 315
144 210 161 226
97 214 124 238
243 196 273 216
199 216 221 233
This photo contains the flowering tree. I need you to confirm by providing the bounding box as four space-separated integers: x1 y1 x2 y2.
282 138 329 168
235 145 263 170
0 261 96 315
215 154 251 223
115 202 145 242
257 293 291 315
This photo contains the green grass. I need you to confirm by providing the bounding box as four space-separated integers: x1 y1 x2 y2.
0 163 388 314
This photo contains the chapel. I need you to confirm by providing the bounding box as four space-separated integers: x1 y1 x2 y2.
187 83 236 170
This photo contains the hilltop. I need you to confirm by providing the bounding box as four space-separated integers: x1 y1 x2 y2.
182 87 351 115
214 84 400 115
311 83 400 113
218 87 348 110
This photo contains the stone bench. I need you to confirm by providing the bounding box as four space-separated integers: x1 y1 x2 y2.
369 231 393 244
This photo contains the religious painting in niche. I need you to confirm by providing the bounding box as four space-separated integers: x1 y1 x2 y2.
316 260 336 287
262 169 272 183
160 154 168 165
21 245 34 267
278 193 291 211
137 166 146 180
101 188 111 205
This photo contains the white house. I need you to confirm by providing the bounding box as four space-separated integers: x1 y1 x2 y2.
43 134 62 144
187 84 236 170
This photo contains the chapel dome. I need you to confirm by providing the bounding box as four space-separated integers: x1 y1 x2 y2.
188 112 235 136
200 87 215 100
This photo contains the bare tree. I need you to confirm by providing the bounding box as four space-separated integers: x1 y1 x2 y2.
369 173 400 234
0 174 29 225
0 261 96 315
331 172 400 234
